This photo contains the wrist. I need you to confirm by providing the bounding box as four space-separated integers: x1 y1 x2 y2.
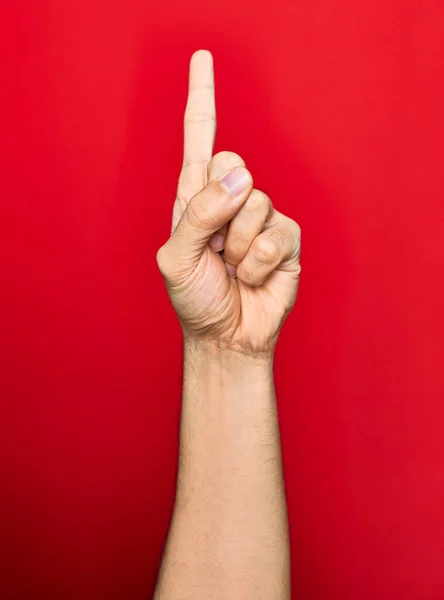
183 336 275 379
183 335 275 361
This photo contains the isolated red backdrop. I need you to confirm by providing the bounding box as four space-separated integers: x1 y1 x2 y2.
1 1 444 598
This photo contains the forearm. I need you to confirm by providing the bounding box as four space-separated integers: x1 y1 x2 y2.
155 339 290 599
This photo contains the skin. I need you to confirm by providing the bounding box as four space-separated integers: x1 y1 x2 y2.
154 49 301 599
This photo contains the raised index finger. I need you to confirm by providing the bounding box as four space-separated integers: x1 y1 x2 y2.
183 50 216 166
182 50 216 179
173 50 216 233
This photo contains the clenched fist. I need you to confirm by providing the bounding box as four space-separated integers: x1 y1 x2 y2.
157 50 301 356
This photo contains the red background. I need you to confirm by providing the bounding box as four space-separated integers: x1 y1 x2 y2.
1 1 444 598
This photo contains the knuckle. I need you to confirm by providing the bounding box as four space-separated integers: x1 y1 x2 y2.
245 189 270 211
227 229 249 249
156 244 170 276
180 158 209 170
236 265 252 282
270 226 292 246
291 219 302 239
237 265 261 287
184 113 216 125
280 215 301 238
253 237 278 265
270 217 301 262
288 220 302 257
207 152 246 181
225 230 250 263
212 151 245 166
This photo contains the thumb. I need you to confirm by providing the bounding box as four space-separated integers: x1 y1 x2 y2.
157 166 253 279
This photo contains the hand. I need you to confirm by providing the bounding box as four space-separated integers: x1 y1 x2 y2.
157 50 301 356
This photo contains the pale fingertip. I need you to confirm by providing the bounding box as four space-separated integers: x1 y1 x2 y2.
189 50 214 82
209 232 225 252
237 271 265 287
225 262 237 278
191 49 213 62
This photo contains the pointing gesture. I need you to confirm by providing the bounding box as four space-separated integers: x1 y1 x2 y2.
172 50 216 232
157 50 301 356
